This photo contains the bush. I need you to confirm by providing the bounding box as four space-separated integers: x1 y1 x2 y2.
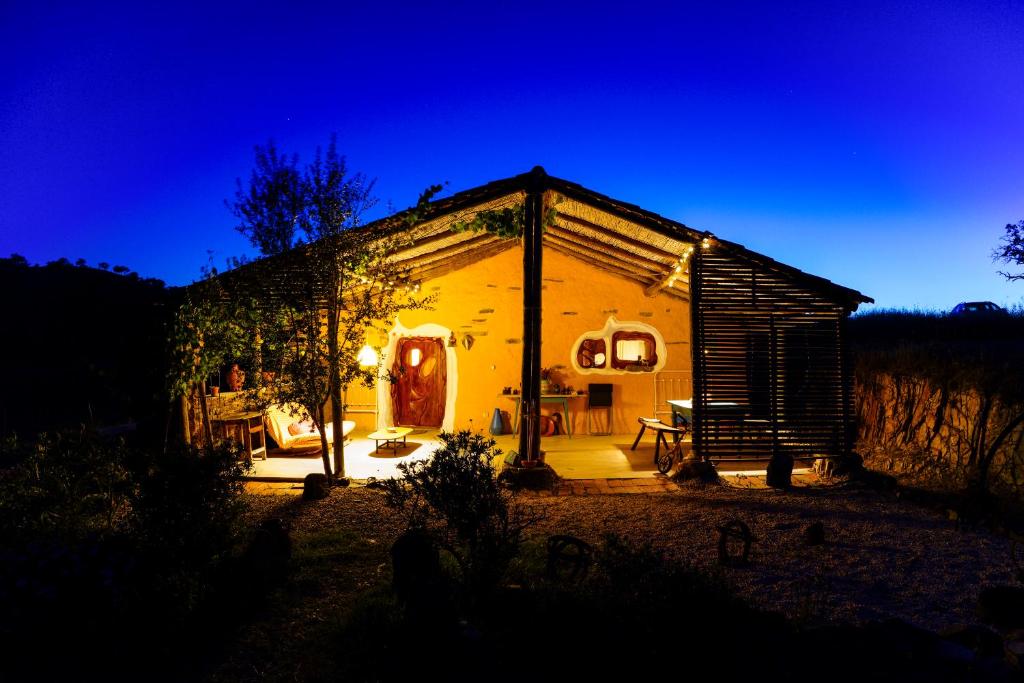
382 430 534 607
0 430 248 679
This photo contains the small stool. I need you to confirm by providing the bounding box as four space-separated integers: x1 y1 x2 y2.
630 417 688 465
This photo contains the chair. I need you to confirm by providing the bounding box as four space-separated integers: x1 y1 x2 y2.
630 417 688 466
587 383 613 436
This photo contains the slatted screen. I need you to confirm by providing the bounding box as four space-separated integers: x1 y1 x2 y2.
690 248 853 461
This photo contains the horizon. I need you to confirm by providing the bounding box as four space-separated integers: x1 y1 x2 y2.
2 1 1022 311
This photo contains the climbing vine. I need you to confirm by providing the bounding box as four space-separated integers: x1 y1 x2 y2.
450 200 560 239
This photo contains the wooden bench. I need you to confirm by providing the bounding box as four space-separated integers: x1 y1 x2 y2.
630 417 688 466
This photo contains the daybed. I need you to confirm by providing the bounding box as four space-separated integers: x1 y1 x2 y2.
264 404 355 452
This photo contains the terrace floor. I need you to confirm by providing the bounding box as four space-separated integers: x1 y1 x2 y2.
247 429 808 483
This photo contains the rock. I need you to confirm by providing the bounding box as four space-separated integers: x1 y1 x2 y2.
803 522 825 546
391 529 446 619
302 473 330 500
978 585 1024 630
243 518 292 586
766 453 794 489
498 463 557 490
674 458 720 484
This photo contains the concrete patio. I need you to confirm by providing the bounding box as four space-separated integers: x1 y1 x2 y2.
246 429 803 483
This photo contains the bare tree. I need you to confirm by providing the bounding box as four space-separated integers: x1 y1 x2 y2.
995 220 1024 281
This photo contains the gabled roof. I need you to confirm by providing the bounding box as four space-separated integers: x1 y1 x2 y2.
229 166 872 310
376 167 872 309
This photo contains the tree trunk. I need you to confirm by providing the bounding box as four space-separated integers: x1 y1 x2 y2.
314 403 333 480
179 394 191 447
328 304 345 480
973 408 1024 498
199 381 214 453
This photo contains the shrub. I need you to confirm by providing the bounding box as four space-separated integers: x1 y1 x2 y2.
382 430 534 606
0 430 249 679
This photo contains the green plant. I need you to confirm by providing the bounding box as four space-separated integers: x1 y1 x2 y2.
449 200 559 239
0 430 250 679
382 430 533 602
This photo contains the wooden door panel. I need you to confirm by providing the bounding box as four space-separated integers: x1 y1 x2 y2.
391 337 446 427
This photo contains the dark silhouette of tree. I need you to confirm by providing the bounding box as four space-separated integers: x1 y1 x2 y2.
995 220 1024 281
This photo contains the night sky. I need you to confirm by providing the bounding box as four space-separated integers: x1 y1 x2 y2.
2 1 1022 310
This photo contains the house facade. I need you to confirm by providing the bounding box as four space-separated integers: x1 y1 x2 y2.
342 167 870 465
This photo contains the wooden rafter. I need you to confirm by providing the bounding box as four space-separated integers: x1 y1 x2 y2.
553 212 682 261
392 233 499 272
543 231 663 276
545 224 671 273
399 239 516 282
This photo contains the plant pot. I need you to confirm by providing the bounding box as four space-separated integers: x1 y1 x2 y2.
540 380 551 394
210 386 220 397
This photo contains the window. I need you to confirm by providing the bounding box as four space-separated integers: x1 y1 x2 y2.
576 338 607 369
611 331 657 370
570 318 665 375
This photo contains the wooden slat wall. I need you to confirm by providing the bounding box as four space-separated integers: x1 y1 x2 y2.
690 247 852 461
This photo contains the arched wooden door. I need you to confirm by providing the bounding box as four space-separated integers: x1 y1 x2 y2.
391 336 446 427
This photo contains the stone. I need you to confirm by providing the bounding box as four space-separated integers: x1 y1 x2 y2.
674 458 720 484
766 453 794 489
302 473 330 500
243 517 292 586
391 529 444 616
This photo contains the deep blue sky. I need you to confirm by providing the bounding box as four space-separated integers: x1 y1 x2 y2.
2 1 1022 310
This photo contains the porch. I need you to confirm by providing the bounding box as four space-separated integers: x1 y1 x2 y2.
246 429 799 483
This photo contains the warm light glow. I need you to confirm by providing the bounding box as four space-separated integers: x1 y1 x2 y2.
616 339 647 361
409 347 422 367
357 344 379 367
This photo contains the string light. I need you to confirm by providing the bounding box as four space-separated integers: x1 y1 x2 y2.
665 244 696 288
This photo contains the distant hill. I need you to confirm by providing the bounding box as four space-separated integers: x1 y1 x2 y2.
0 255 177 440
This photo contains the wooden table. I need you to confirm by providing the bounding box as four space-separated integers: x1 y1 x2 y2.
212 411 267 462
503 393 587 437
367 427 413 453
667 399 741 424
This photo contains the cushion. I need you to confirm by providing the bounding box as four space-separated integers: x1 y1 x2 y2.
288 420 314 436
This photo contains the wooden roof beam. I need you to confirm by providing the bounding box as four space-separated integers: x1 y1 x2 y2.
543 232 660 277
553 213 682 261
643 244 695 297
545 224 671 272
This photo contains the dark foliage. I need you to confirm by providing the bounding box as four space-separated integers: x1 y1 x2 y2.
995 219 1024 281
333 534 790 681
0 255 173 441
0 430 249 681
849 308 1024 404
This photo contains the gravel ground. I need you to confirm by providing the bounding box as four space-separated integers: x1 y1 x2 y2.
241 481 1016 634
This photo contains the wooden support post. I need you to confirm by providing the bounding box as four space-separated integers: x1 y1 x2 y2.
518 167 546 464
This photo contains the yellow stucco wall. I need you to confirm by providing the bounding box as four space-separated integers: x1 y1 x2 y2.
345 243 691 434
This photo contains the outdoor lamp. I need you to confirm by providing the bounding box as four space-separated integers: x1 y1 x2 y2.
357 344 378 367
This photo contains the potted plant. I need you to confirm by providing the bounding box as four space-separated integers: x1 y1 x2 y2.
540 367 556 394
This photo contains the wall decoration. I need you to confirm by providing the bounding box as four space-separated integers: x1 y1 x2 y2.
569 316 667 375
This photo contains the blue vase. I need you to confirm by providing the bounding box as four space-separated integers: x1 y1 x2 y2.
489 408 504 435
